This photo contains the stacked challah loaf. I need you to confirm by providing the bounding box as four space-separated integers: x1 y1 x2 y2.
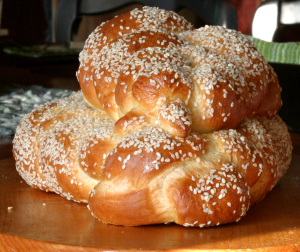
13 7 292 228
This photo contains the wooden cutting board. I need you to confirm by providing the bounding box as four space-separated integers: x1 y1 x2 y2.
0 156 299 251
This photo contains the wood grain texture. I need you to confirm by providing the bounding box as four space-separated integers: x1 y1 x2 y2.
0 154 300 251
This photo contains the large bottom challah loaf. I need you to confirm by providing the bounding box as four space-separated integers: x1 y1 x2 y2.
13 91 292 227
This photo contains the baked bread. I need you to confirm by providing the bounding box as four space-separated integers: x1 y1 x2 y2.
13 92 292 227
13 7 292 228
77 6 282 138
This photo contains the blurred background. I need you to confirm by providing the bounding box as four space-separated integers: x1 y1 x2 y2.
0 0 272 93
0 0 267 44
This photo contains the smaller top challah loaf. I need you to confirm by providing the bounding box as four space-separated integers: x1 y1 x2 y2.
77 7 281 138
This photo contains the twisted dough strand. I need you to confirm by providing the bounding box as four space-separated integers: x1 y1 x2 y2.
77 7 193 110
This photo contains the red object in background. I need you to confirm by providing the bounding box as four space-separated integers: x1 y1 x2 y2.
229 0 262 35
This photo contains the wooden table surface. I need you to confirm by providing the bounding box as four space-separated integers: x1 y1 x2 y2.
0 133 299 251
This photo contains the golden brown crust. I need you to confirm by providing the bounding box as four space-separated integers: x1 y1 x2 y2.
181 26 282 119
13 92 120 203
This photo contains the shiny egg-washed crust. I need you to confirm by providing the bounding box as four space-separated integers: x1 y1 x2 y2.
13 92 292 227
77 6 282 138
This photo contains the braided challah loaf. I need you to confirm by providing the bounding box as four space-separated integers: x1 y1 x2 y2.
77 6 281 138
13 7 292 228
13 92 292 227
